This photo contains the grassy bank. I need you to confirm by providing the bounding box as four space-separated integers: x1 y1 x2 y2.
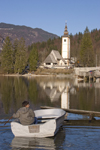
0 67 74 77
34 68 74 75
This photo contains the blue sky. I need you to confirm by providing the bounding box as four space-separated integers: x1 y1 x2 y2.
0 0 100 36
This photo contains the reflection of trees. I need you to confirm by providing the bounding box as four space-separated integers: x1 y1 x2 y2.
0 77 28 114
13 77 28 111
28 79 38 103
0 76 75 115
38 86 53 106
0 76 54 114
70 87 95 111
0 77 13 114
28 79 52 106
78 88 94 110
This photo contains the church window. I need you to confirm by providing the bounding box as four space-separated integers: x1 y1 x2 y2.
64 39 66 42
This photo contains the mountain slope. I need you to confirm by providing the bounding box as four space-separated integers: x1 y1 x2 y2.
0 23 59 47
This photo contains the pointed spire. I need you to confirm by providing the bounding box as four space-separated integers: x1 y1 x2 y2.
64 21 68 36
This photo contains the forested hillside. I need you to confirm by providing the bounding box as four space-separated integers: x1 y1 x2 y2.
70 29 100 62
0 23 100 71
28 28 100 65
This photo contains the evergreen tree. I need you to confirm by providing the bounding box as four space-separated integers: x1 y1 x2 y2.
29 47 38 71
80 27 95 67
13 39 18 67
14 38 27 73
1 36 13 73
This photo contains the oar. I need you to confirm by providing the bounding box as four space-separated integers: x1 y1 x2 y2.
4 116 13 125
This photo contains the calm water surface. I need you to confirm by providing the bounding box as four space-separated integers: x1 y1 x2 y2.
0 76 100 149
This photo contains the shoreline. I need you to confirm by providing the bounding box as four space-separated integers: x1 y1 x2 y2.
0 73 75 78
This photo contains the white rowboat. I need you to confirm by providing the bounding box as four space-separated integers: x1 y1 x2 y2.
11 108 66 138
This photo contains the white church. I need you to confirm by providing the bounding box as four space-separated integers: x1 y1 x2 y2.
42 23 70 68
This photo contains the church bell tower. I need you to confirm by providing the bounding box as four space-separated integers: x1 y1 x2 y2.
61 23 70 66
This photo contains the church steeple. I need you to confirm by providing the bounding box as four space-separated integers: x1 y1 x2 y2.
64 23 69 36
62 22 70 66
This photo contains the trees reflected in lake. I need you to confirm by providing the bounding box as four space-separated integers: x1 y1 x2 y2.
0 76 50 115
0 77 13 114
0 76 100 116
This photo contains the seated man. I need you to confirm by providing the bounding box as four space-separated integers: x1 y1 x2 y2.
13 101 37 125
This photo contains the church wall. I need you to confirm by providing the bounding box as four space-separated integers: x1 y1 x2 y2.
62 37 70 59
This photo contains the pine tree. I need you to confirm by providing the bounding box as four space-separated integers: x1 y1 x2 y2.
80 27 95 67
14 38 27 73
13 39 18 66
1 36 13 73
29 47 38 71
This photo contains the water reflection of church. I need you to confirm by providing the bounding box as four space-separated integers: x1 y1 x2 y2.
39 80 74 109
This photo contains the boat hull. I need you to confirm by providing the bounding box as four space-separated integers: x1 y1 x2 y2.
11 108 66 138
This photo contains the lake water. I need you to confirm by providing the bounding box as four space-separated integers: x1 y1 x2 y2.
0 76 100 149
